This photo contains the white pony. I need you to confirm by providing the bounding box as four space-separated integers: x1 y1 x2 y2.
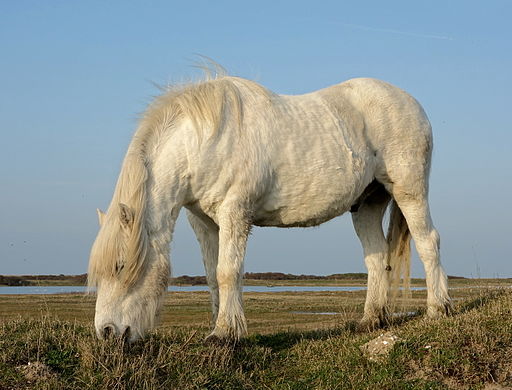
88 72 451 342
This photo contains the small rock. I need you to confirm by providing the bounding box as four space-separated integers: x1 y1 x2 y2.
360 332 401 361
17 361 55 382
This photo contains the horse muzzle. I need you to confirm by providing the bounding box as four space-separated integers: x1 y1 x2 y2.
97 322 132 342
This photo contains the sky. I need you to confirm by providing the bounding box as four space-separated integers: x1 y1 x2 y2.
1 1 511 278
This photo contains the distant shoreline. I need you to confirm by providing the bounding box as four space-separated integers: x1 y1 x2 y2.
1 273 369 287
0 273 497 288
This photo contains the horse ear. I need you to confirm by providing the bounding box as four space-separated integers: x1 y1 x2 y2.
96 208 106 226
119 203 134 229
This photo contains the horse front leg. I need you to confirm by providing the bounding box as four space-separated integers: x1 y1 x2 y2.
207 203 250 342
351 191 391 330
186 211 220 325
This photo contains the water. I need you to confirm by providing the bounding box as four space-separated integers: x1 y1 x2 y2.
290 311 339 315
0 285 435 295
0 286 89 295
0 285 371 295
290 311 419 316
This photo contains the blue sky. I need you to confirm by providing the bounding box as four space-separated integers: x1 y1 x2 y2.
1 1 510 278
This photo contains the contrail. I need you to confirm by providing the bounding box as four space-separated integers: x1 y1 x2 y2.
341 22 454 41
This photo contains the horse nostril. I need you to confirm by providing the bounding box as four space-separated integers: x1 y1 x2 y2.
102 324 116 339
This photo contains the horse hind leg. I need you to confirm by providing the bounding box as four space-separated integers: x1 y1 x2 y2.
351 183 392 329
378 114 450 317
186 210 220 325
392 189 451 318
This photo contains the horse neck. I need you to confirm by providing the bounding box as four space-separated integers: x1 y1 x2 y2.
144 142 188 254
146 200 180 261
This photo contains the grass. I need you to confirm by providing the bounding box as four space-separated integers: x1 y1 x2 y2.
1 286 512 389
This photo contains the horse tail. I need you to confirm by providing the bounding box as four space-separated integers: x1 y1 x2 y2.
387 200 412 302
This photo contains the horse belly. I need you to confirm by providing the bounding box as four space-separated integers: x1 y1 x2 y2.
253 149 373 228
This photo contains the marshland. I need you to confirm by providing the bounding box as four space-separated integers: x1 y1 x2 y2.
1 276 511 389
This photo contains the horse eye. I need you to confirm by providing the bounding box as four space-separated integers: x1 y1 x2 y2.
115 262 125 274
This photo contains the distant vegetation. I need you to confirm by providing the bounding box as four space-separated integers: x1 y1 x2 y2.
0 274 87 286
172 272 371 286
1 273 370 287
0 273 470 287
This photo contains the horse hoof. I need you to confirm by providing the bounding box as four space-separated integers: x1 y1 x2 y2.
358 320 376 332
426 302 452 319
204 333 222 345
358 317 387 332
204 333 238 346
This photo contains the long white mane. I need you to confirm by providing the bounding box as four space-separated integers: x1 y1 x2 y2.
88 74 272 288
87 141 150 288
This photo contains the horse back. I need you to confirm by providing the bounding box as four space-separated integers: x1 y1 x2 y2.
185 77 432 227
